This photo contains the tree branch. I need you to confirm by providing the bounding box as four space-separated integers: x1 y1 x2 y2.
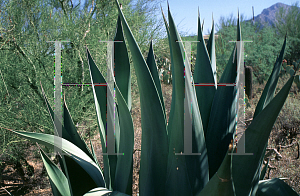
59 0 68 16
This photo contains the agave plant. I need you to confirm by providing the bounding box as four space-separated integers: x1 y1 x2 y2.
8 0 299 195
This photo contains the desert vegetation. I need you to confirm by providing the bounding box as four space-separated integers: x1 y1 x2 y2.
0 0 300 195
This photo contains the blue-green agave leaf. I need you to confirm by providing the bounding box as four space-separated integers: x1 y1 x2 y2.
39 147 71 196
114 15 131 111
250 166 261 196
110 20 130 188
161 6 176 142
41 83 95 161
87 48 112 189
165 5 209 195
40 83 71 142
11 130 106 188
115 1 168 195
232 76 294 196
87 46 122 191
146 40 166 118
60 154 98 196
194 11 216 136
251 36 287 195
197 149 234 196
256 178 299 196
237 11 242 41
205 46 238 178
260 158 270 181
49 177 63 196
41 84 100 195
90 138 101 169
113 85 134 194
253 36 286 118
164 6 192 195
63 94 95 160
206 18 217 85
113 16 133 193
205 13 243 178
84 187 129 196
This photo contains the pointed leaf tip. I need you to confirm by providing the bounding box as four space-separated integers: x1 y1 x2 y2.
167 0 169 10
63 91 66 103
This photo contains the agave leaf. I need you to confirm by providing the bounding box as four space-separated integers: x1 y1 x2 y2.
84 187 111 196
205 13 244 179
146 40 166 118
113 86 134 194
86 48 107 144
161 6 175 142
106 108 118 191
84 187 129 196
115 1 168 195
205 46 238 178
256 178 299 196
197 150 234 196
41 84 100 194
107 154 117 191
89 138 101 168
206 18 217 85
40 83 71 142
237 11 242 41
232 76 294 196
87 35 134 194
260 158 269 181
111 104 121 190
87 48 112 188
164 6 209 195
61 154 99 196
57 153 67 177
114 15 131 111
113 16 122 162
164 5 191 195
41 77 94 162
39 147 71 196
250 166 261 196
11 130 106 188
253 36 286 118
250 157 270 195
194 12 216 136
251 37 287 194
63 95 95 160
49 177 63 196
114 105 120 156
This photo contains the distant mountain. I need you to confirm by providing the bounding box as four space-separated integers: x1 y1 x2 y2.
252 2 292 27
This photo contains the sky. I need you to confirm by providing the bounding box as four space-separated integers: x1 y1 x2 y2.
160 0 296 36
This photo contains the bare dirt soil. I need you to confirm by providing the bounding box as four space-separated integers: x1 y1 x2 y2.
0 145 52 195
